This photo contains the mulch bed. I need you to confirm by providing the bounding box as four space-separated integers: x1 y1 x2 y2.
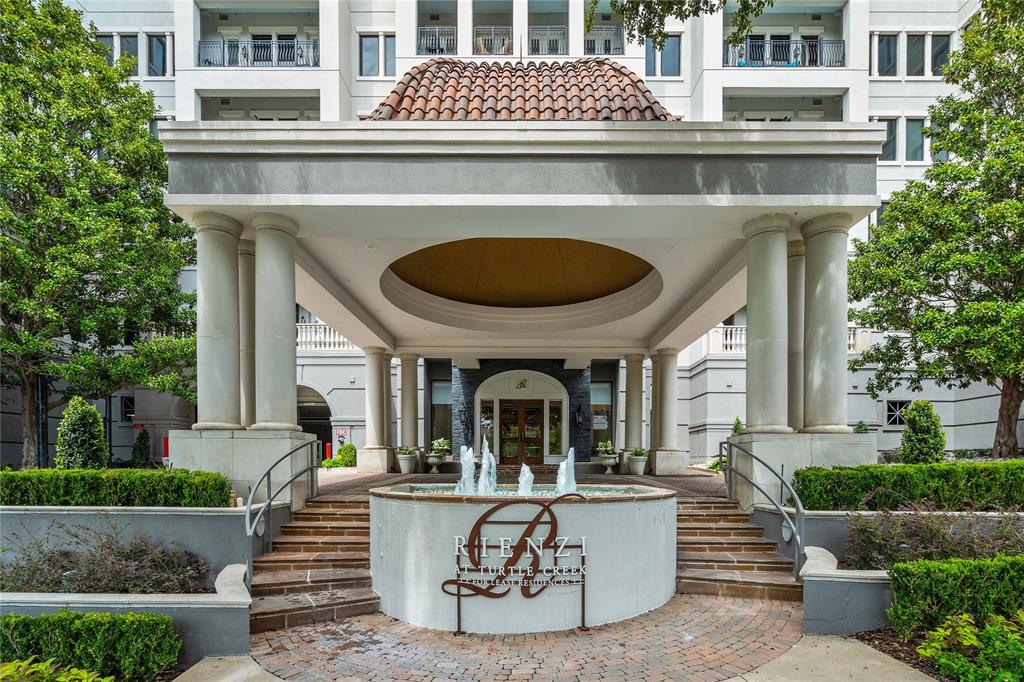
851 628 951 681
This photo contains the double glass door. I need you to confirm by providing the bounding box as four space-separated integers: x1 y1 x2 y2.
499 399 544 466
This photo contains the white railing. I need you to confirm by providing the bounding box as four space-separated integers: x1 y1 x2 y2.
528 25 568 55
418 26 457 55
706 325 871 355
585 26 625 55
296 323 356 351
474 26 513 55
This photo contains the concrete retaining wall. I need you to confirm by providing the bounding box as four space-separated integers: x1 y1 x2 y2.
801 547 892 635
0 564 251 666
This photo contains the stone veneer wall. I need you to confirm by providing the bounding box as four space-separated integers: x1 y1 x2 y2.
451 360 592 459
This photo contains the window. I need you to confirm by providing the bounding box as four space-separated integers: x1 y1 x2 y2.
97 34 114 65
906 118 925 161
548 400 562 455
384 35 396 76
906 34 925 76
120 34 138 76
931 123 949 162
121 396 136 422
931 33 951 75
480 399 493 452
430 380 452 443
886 399 910 427
875 200 890 226
877 33 898 76
360 35 379 77
147 34 167 76
591 382 613 447
879 118 897 160
645 34 681 77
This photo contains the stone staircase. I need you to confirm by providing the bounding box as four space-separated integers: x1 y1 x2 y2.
249 490 801 631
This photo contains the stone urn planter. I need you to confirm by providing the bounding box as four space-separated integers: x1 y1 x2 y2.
627 453 647 476
397 449 418 474
596 454 619 474
425 452 446 474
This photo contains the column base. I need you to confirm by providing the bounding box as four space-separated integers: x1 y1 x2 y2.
743 426 794 434
357 446 391 473
192 421 244 431
249 421 303 432
800 425 854 434
652 449 689 476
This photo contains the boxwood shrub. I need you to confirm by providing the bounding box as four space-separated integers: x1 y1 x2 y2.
0 469 232 507
887 555 1024 637
0 611 181 681
792 460 1024 511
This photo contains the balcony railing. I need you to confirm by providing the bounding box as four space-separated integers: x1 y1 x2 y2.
197 38 319 67
474 26 513 55
723 38 845 67
585 26 625 55
418 26 457 55
706 325 870 355
296 323 356 351
528 25 568 55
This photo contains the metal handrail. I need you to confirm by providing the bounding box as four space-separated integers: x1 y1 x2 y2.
244 439 322 587
720 440 806 580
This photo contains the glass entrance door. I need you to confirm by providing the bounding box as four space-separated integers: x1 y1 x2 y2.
499 399 544 465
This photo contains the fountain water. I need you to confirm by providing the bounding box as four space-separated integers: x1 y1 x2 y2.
454 447 476 494
476 440 497 495
555 447 577 495
516 464 534 496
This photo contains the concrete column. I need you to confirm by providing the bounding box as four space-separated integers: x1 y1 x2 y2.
251 213 300 431
649 357 660 451
400 354 419 449
787 240 805 431
743 213 793 433
192 212 243 430
624 354 644 451
801 213 854 433
652 348 686 474
384 354 395 470
238 240 256 428
358 347 389 472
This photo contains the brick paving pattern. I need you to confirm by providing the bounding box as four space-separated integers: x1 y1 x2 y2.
251 594 802 681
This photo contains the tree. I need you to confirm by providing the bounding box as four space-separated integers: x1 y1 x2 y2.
0 0 196 469
899 400 946 464
54 396 108 469
849 1 1024 457
132 428 152 468
585 0 775 48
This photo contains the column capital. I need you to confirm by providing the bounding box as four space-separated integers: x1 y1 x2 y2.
253 212 300 237
801 212 853 240
654 347 680 358
363 346 386 356
194 211 242 238
743 213 793 240
238 239 255 257
624 353 645 363
787 240 806 258
399 352 420 362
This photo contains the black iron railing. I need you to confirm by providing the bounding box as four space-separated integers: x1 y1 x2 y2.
723 38 845 67
198 38 320 67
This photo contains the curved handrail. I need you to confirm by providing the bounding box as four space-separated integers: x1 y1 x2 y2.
720 440 806 580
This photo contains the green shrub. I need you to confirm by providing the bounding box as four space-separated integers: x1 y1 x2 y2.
917 612 1024 682
792 461 1024 511
853 420 870 434
131 429 151 468
887 555 1024 637
54 397 108 470
0 611 181 681
0 657 113 681
899 400 946 464
731 417 744 437
0 469 232 507
844 510 1024 570
325 442 357 467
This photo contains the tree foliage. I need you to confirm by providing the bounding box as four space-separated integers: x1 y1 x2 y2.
0 0 196 468
132 428 152 468
54 396 108 469
585 0 775 48
900 400 946 464
849 1 1024 456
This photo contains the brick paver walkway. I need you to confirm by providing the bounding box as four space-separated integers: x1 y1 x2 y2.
251 595 802 681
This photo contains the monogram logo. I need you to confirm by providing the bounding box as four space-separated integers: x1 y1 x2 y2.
513 378 529 390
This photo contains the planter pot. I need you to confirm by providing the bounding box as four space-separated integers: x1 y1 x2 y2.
425 452 446 474
397 455 417 474
628 455 647 475
597 454 618 474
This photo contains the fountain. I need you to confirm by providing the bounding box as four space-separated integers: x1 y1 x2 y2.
516 464 534 496
453 447 476 494
555 447 577 495
476 440 497 496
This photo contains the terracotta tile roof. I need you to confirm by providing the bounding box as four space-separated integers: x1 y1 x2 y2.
369 58 675 122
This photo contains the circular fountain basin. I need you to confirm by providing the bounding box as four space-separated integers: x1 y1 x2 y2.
369 484 677 634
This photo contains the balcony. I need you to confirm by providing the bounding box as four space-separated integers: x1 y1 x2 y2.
474 26 513 55
723 38 845 68
198 38 319 67
528 25 568 56
418 26 457 55
297 323 356 351
705 325 870 355
585 26 624 55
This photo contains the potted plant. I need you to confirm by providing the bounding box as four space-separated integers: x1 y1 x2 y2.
397 447 419 474
426 437 451 474
594 440 618 474
627 447 647 475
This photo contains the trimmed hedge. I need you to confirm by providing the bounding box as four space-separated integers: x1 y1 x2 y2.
888 555 1024 637
792 461 1024 511
0 469 232 507
0 611 181 681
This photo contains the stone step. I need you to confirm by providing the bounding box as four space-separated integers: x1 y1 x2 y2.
253 551 369 571
676 568 803 602
250 587 379 632
676 523 764 538
676 499 741 511
271 535 370 553
677 551 794 573
251 568 372 596
677 536 778 553
676 511 752 524
303 499 370 510
279 521 370 537
292 510 370 522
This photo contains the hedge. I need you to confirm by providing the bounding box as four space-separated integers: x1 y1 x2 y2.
887 555 1024 637
791 460 1024 511
0 611 181 681
0 469 232 507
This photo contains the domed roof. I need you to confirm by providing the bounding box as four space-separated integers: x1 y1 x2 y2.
368 58 674 122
